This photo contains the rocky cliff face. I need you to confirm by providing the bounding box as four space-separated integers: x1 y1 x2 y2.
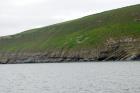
98 38 140 61
0 38 139 64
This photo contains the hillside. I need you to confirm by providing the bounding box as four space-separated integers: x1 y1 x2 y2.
0 4 140 63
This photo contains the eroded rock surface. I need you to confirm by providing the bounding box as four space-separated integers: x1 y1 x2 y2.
0 38 139 64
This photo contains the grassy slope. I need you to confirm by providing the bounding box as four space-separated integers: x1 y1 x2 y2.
0 4 140 52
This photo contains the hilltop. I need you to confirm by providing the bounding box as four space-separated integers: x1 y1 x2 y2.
0 4 140 63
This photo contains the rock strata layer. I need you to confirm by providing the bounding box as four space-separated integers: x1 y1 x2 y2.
0 38 139 64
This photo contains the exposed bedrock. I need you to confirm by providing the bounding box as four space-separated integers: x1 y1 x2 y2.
0 38 139 64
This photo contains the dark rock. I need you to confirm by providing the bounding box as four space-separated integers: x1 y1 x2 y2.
131 55 140 61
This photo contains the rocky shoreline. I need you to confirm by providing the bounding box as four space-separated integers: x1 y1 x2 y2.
0 53 139 64
0 38 139 64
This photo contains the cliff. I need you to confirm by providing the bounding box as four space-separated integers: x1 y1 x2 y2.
0 4 140 63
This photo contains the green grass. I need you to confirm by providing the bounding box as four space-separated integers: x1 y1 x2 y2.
0 4 140 52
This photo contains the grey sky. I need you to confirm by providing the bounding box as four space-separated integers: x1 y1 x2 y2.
0 0 140 36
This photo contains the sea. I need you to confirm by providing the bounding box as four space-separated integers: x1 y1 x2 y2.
0 62 140 93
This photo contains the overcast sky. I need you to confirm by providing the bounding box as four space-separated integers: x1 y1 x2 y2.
0 0 139 36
